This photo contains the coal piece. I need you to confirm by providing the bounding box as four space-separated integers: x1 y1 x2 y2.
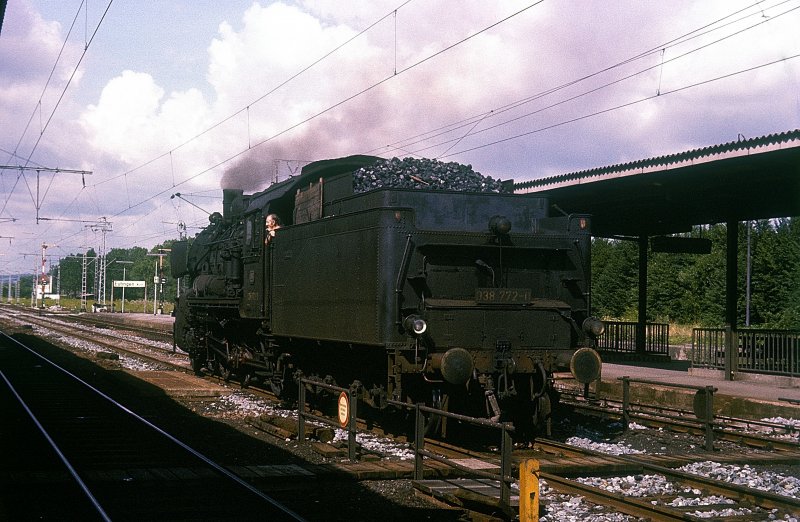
353 157 507 194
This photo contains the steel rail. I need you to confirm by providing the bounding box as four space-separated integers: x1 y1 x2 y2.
9 307 797 517
533 437 800 516
617 454 800 514
59 313 173 341
0 330 307 521
539 472 694 521
559 389 800 452
0 310 189 371
0 367 112 522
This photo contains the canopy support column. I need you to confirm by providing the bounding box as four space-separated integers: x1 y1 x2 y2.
724 220 739 381
636 235 648 355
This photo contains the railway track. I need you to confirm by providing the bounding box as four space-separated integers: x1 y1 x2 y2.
407 426 800 519
0 307 188 372
240 383 800 519
55 311 174 342
4 306 799 520
558 386 800 453
522 438 800 520
17 306 797 453
0 330 304 521
14 308 798 449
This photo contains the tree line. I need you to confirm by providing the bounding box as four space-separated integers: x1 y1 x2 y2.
9 240 181 306
8 218 799 329
591 218 800 328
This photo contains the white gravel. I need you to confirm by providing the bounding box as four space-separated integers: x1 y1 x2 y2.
2 313 178 371
34 326 171 371
565 436 644 455
757 417 800 441
331 428 415 460
679 461 800 498
201 390 295 419
201 390 417 460
541 466 797 521
536 428 800 521
537 491 636 522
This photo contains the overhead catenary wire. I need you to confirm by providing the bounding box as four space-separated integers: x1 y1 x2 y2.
6 0 414 258
406 3 800 158
34 0 546 232
4 1 86 167
108 37 800 253
4 1 798 271
1 1 114 223
20 1 115 167
440 53 800 158
5 0 748 227
132 0 794 197
372 0 800 158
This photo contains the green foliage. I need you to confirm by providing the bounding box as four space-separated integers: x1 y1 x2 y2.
591 219 800 329
590 238 638 319
680 224 726 325
48 243 181 305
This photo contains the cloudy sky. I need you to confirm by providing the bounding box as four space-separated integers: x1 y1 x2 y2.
1 0 798 276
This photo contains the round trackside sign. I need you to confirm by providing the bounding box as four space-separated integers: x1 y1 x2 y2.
337 391 350 428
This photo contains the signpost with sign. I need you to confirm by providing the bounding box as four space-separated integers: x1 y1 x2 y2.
112 280 145 313
297 378 359 462
339 390 357 461
113 280 146 288
337 391 350 428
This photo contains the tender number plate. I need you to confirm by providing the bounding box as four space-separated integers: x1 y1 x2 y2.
475 288 531 304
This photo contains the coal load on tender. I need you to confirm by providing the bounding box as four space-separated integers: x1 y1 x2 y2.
353 156 511 193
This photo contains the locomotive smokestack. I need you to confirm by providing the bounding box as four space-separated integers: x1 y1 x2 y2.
222 189 244 223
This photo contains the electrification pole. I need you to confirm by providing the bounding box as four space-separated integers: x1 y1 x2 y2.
89 218 112 305
0 165 91 224
147 249 170 315
82 252 89 312
39 243 58 308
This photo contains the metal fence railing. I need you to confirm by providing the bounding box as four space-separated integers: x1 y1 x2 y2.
691 328 727 369
389 400 516 517
619 376 717 451
596 321 670 355
692 328 800 377
297 377 359 461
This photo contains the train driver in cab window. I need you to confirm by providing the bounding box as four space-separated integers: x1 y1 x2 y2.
265 214 282 245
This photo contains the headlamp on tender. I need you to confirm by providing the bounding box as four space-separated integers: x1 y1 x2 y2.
582 317 605 338
403 315 427 336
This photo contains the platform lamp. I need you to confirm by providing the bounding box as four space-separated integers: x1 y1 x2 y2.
109 260 133 313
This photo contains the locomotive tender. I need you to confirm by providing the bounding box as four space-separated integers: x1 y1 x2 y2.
171 155 603 434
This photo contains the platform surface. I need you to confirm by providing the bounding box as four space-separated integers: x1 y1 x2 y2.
601 362 800 403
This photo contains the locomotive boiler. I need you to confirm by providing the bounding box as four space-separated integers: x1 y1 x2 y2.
171 155 603 436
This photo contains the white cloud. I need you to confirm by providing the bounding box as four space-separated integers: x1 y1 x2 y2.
1 0 799 273
82 71 166 163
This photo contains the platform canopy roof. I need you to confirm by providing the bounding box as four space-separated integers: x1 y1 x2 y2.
515 129 800 238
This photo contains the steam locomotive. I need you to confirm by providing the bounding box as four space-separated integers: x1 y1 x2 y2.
171 155 603 436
